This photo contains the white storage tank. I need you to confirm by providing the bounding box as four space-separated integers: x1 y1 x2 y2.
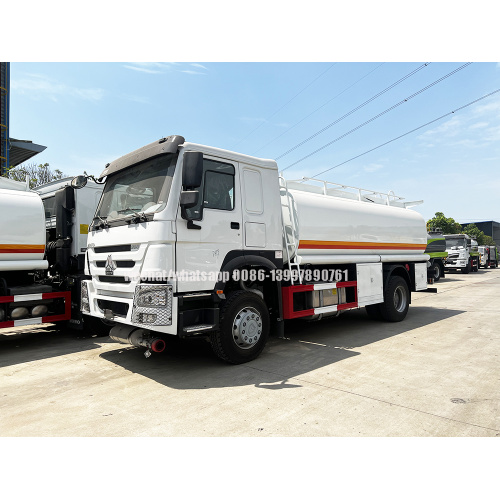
0 188 48 270
281 179 428 265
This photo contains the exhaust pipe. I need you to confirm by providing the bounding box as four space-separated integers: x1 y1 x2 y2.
110 325 166 353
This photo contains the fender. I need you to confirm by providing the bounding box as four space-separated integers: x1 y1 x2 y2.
382 263 412 302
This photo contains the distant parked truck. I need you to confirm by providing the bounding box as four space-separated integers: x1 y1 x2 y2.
478 245 498 268
444 234 479 273
0 175 108 334
425 230 448 282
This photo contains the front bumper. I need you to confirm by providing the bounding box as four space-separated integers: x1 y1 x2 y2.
82 279 178 335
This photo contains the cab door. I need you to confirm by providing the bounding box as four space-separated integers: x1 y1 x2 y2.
175 155 242 293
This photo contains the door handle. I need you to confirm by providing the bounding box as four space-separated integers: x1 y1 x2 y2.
231 222 240 229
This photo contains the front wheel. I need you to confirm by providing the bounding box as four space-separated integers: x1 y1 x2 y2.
379 276 410 322
461 260 471 274
432 261 441 282
210 290 270 364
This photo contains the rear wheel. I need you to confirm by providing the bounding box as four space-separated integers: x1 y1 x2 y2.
432 261 441 282
210 290 270 364
379 276 410 322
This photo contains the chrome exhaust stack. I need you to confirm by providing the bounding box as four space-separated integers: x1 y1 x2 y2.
109 324 166 357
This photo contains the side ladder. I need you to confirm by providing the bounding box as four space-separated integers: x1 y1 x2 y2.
279 176 302 285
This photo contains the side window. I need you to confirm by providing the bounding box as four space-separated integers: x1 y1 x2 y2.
185 158 235 219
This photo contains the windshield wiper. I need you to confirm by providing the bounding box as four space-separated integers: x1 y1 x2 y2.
92 215 109 229
117 208 148 223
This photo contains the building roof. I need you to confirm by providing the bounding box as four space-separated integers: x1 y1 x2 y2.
9 138 46 167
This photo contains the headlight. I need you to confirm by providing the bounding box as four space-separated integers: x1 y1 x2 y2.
136 288 168 307
81 281 90 313
132 284 172 326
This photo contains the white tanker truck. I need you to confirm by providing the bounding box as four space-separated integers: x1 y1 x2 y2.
0 175 109 335
80 135 430 364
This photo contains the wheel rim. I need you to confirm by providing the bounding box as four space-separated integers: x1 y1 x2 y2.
433 265 440 279
393 285 407 313
232 306 262 349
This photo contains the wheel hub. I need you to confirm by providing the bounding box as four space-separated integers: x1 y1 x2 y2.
393 285 407 313
232 306 262 349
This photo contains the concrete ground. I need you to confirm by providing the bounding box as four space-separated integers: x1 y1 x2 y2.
1 269 499 437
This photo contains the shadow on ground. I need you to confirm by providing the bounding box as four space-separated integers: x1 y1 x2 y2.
99 306 465 391
0 325 113 368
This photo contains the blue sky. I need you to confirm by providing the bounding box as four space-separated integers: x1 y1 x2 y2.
10 61 500 224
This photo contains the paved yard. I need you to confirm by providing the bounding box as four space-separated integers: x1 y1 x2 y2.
1 269 499 436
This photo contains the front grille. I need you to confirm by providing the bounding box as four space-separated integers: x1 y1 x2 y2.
97 299 129 317
98 276 130 283
95 260 135 268
94 244 131 253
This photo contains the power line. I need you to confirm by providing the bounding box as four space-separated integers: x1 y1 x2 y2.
232 63 337 148
252 62 386 155
303 87 500 179
282 62 472 171
274 62 430 160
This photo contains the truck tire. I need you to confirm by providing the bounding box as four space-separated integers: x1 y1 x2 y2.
461 260 471 274
432 261 441 282
210 290 270 364
82 315 113 337
473 258 479 272
378 276 410 322
365 304 382 320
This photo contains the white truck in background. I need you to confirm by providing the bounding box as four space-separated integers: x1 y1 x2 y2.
0 175 108 335
478 245 498 268
81 135 430 364
444 234 480 274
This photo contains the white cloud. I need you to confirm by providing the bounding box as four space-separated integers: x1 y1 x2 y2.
124 62 207 75
469 121 489 130
123 65 162 74
191 63 208 70
11 74 104 102
363 163 384 173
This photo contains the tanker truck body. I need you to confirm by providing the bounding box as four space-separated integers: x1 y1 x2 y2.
0 176 108 334
424 230 448 282
81 135 429 364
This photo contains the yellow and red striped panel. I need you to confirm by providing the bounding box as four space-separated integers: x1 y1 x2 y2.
0 244 45 254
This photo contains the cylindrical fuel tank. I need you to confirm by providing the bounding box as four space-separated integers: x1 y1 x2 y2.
282 187 427 264
0 188 46 265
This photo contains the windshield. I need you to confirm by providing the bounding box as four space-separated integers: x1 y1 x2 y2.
445 237 466 249
95 153 178 220
42 196 56 218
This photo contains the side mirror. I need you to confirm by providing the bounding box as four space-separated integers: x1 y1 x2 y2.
180 190 199 210
182 152 203 189
71 175 87 189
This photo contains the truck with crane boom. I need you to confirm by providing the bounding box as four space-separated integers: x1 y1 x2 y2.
0 175 109 335
80 135 430 364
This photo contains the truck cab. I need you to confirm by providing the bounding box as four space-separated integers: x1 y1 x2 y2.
444 234 479 274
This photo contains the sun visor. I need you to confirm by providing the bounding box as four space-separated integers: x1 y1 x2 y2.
98 135 185 181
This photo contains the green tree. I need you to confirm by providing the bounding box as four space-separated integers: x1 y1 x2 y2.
483 235 496 246
426 212 462 234
462 223 486 245
3 162 65 189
